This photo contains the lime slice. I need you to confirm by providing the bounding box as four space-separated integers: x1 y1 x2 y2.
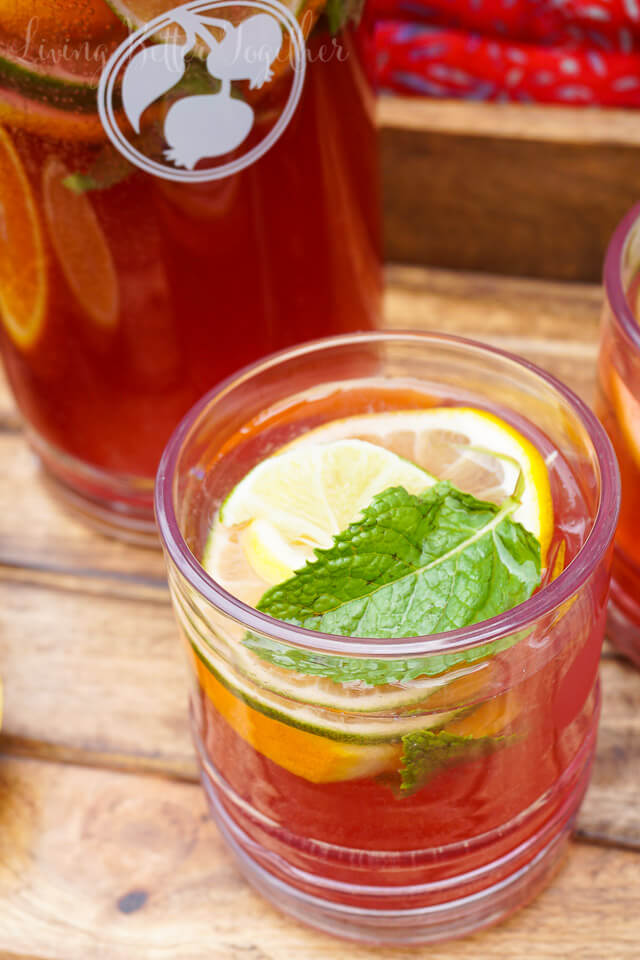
177 586 487 714
187 623 513 784
214 438 435 585
187 633 455 742
0 54 101 113
42 158 119 331
0 125 47 350
282 408 554 564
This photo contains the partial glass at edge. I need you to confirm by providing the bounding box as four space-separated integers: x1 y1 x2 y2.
156 333 619 945
597 203 640 667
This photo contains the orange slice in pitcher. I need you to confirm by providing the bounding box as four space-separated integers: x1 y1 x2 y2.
42 157 119 330
0 89 109 142
0 125 47 350
0 0 122 42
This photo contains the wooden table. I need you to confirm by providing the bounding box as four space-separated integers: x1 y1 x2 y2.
0 265 639 959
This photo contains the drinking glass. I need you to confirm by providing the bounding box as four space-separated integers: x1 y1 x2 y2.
0 0 380 542
596 202 640 666
156 332 618 945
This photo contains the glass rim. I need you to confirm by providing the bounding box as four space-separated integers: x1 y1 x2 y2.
155 331 620 659
604 201 640 353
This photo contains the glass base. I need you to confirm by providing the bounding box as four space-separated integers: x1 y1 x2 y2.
28 430 158 546
194 726 595 947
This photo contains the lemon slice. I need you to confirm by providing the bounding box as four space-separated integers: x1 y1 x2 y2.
283 407 553 564
212 438 435 586
610 369 640 469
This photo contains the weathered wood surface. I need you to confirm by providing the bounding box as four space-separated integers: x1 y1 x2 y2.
380 99 640 282
0 266 638 958
0 757 639 960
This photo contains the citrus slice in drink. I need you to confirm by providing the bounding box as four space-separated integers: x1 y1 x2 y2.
1 0 122 42
189 639 517 783
0 125 47 350
42 157 119 330
211 438 435 585
283 407 554 564
610 369 640 469
0 0 126 137
0 88 109 141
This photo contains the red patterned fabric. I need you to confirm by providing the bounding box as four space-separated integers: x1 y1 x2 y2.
373 0 640 105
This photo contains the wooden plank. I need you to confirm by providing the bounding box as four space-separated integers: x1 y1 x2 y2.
0 578 194 781
1 574 638 847
379 99 640 281
378 98 640 147
383 266 602 403
0 755 637 960
0 432 167 579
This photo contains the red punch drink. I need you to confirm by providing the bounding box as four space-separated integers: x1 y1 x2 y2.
596 203 640 666
156 332 619 945
0 0 381 541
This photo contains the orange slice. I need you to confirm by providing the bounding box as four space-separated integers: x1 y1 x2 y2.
0 0 122 42
192 649 401 783
0 89 109 142
0 125 47 350
445 692 520 738
42 157 119 330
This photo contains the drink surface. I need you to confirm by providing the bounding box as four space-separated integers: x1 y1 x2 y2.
183 378 602 894
0 4 381 481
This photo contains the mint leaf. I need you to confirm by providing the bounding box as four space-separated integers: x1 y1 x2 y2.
400 728 505 796
325 0 365 32
258 481 540 632
248 483 539 685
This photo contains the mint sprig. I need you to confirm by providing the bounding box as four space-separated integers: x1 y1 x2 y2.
399 728 506 796
248 482 540 684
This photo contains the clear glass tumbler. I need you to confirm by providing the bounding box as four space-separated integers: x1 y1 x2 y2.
0 0 380 542
156 332 619 945
597 202 640 666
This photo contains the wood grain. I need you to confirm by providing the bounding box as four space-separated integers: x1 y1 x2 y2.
0 432 167 579
383 266 602 403
379 99 640 281
0 756 637 960
378 98 640 146
0 577 194 781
